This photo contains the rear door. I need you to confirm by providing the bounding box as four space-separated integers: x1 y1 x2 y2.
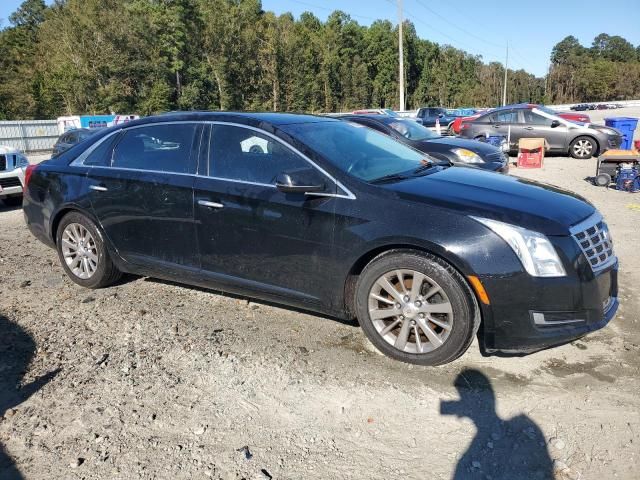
194 123 339 305
86 122 202 268
486 109 519 149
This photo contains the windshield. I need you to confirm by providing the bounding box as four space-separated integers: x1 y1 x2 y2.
387 119 440 141
283 121 432 182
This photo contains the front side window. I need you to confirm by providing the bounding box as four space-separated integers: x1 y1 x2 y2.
283 121 429 182
209 125 310 185
521 110 553 126
112 123 198 174
387 119 440 141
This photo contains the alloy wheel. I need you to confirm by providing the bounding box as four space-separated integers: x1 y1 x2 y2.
573 139 593 158
368 269 453 354
61 223 99 279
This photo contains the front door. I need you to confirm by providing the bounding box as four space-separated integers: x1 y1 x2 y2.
87 122 201 268
194 123 339 306
518 110 569 152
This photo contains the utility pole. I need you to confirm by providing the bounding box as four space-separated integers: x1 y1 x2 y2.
398 0 405 111
502 42 509 106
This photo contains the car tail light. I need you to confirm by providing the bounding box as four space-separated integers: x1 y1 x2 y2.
461 123 470 130
24 164 38 188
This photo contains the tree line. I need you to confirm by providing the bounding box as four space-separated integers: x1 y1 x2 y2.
549 34 640 103
0 0 636 121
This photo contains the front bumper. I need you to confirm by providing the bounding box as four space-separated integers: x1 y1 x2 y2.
479 254 619 355
0 170 24 198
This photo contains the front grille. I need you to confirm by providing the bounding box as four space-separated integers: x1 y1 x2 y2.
0 177 22 188
0 155 6 171
571 215 615 272
486 152 507 163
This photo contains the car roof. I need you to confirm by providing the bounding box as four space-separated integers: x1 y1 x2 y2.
146 111 335 126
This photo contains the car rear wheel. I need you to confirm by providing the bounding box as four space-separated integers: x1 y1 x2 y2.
355 250 479 366
56 211 121 289
570 136 597 159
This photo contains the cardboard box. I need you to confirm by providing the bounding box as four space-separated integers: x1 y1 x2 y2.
517 138 546 168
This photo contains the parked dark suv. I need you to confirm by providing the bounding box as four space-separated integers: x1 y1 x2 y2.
52 128 96 156
23 112 618 365
460 104 622 159
415 107 457 130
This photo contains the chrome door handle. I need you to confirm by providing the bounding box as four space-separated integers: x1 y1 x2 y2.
524 126 534 130
89 185 108 192
197 200 224 209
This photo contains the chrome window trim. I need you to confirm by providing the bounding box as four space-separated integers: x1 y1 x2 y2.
207 121 356 200
70 119 356 200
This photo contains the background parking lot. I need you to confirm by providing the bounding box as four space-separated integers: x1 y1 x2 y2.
1 114 639 479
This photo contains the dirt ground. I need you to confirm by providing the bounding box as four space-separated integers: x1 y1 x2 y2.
1 134 640 479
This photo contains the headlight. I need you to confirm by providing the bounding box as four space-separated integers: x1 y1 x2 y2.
452 148 484 164
472 217 566 277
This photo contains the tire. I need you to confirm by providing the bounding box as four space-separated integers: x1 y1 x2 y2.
354 250 479 366
55 211 121 289
570 136 598 159
2 195 22 207
594 173 611 187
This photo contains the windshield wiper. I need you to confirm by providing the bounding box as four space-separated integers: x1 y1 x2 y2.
370 172 410 184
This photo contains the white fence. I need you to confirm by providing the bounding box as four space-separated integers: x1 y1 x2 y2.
0 120 59 153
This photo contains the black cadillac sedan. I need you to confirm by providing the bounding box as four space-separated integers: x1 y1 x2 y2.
23 112 618 366
339 114 509 173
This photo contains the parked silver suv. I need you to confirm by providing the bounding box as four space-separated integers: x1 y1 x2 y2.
459 104 623 159
0 146 29 206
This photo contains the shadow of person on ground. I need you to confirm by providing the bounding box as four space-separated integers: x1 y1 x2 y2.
442 369 553 480
0 314 59 480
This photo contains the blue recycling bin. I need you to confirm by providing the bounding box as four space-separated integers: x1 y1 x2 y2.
605 117 638 150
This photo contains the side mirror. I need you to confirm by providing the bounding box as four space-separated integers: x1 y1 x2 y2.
550 119 561 128
275 172 325 194
438 113 444 118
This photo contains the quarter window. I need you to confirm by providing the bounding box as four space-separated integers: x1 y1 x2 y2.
112 123 198 174
209 125 309 184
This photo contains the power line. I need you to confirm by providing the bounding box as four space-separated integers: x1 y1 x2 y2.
413 0 505 50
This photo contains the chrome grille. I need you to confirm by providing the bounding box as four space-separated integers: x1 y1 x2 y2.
0 177 21 188
571 214 615 272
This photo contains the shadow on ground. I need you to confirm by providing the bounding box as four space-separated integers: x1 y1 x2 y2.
443 369 553 480
0 314 59 480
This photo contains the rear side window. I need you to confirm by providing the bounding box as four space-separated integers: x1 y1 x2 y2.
84 134 120 167
209 125 309 185
112 123 198 174
488 110 517 123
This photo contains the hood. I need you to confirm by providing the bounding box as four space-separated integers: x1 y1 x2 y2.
382 167 594 235
586 124 621 136
418 137 502 157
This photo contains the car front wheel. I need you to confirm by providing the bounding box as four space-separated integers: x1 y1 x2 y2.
355 250 479 366
56 211 121 289
570 136 597 159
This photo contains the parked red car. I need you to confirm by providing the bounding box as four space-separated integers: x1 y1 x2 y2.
557 112 591 124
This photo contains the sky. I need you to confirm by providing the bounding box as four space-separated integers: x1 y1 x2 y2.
1 0 639 77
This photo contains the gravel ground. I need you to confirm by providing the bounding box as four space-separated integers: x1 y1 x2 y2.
1 127 640 479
